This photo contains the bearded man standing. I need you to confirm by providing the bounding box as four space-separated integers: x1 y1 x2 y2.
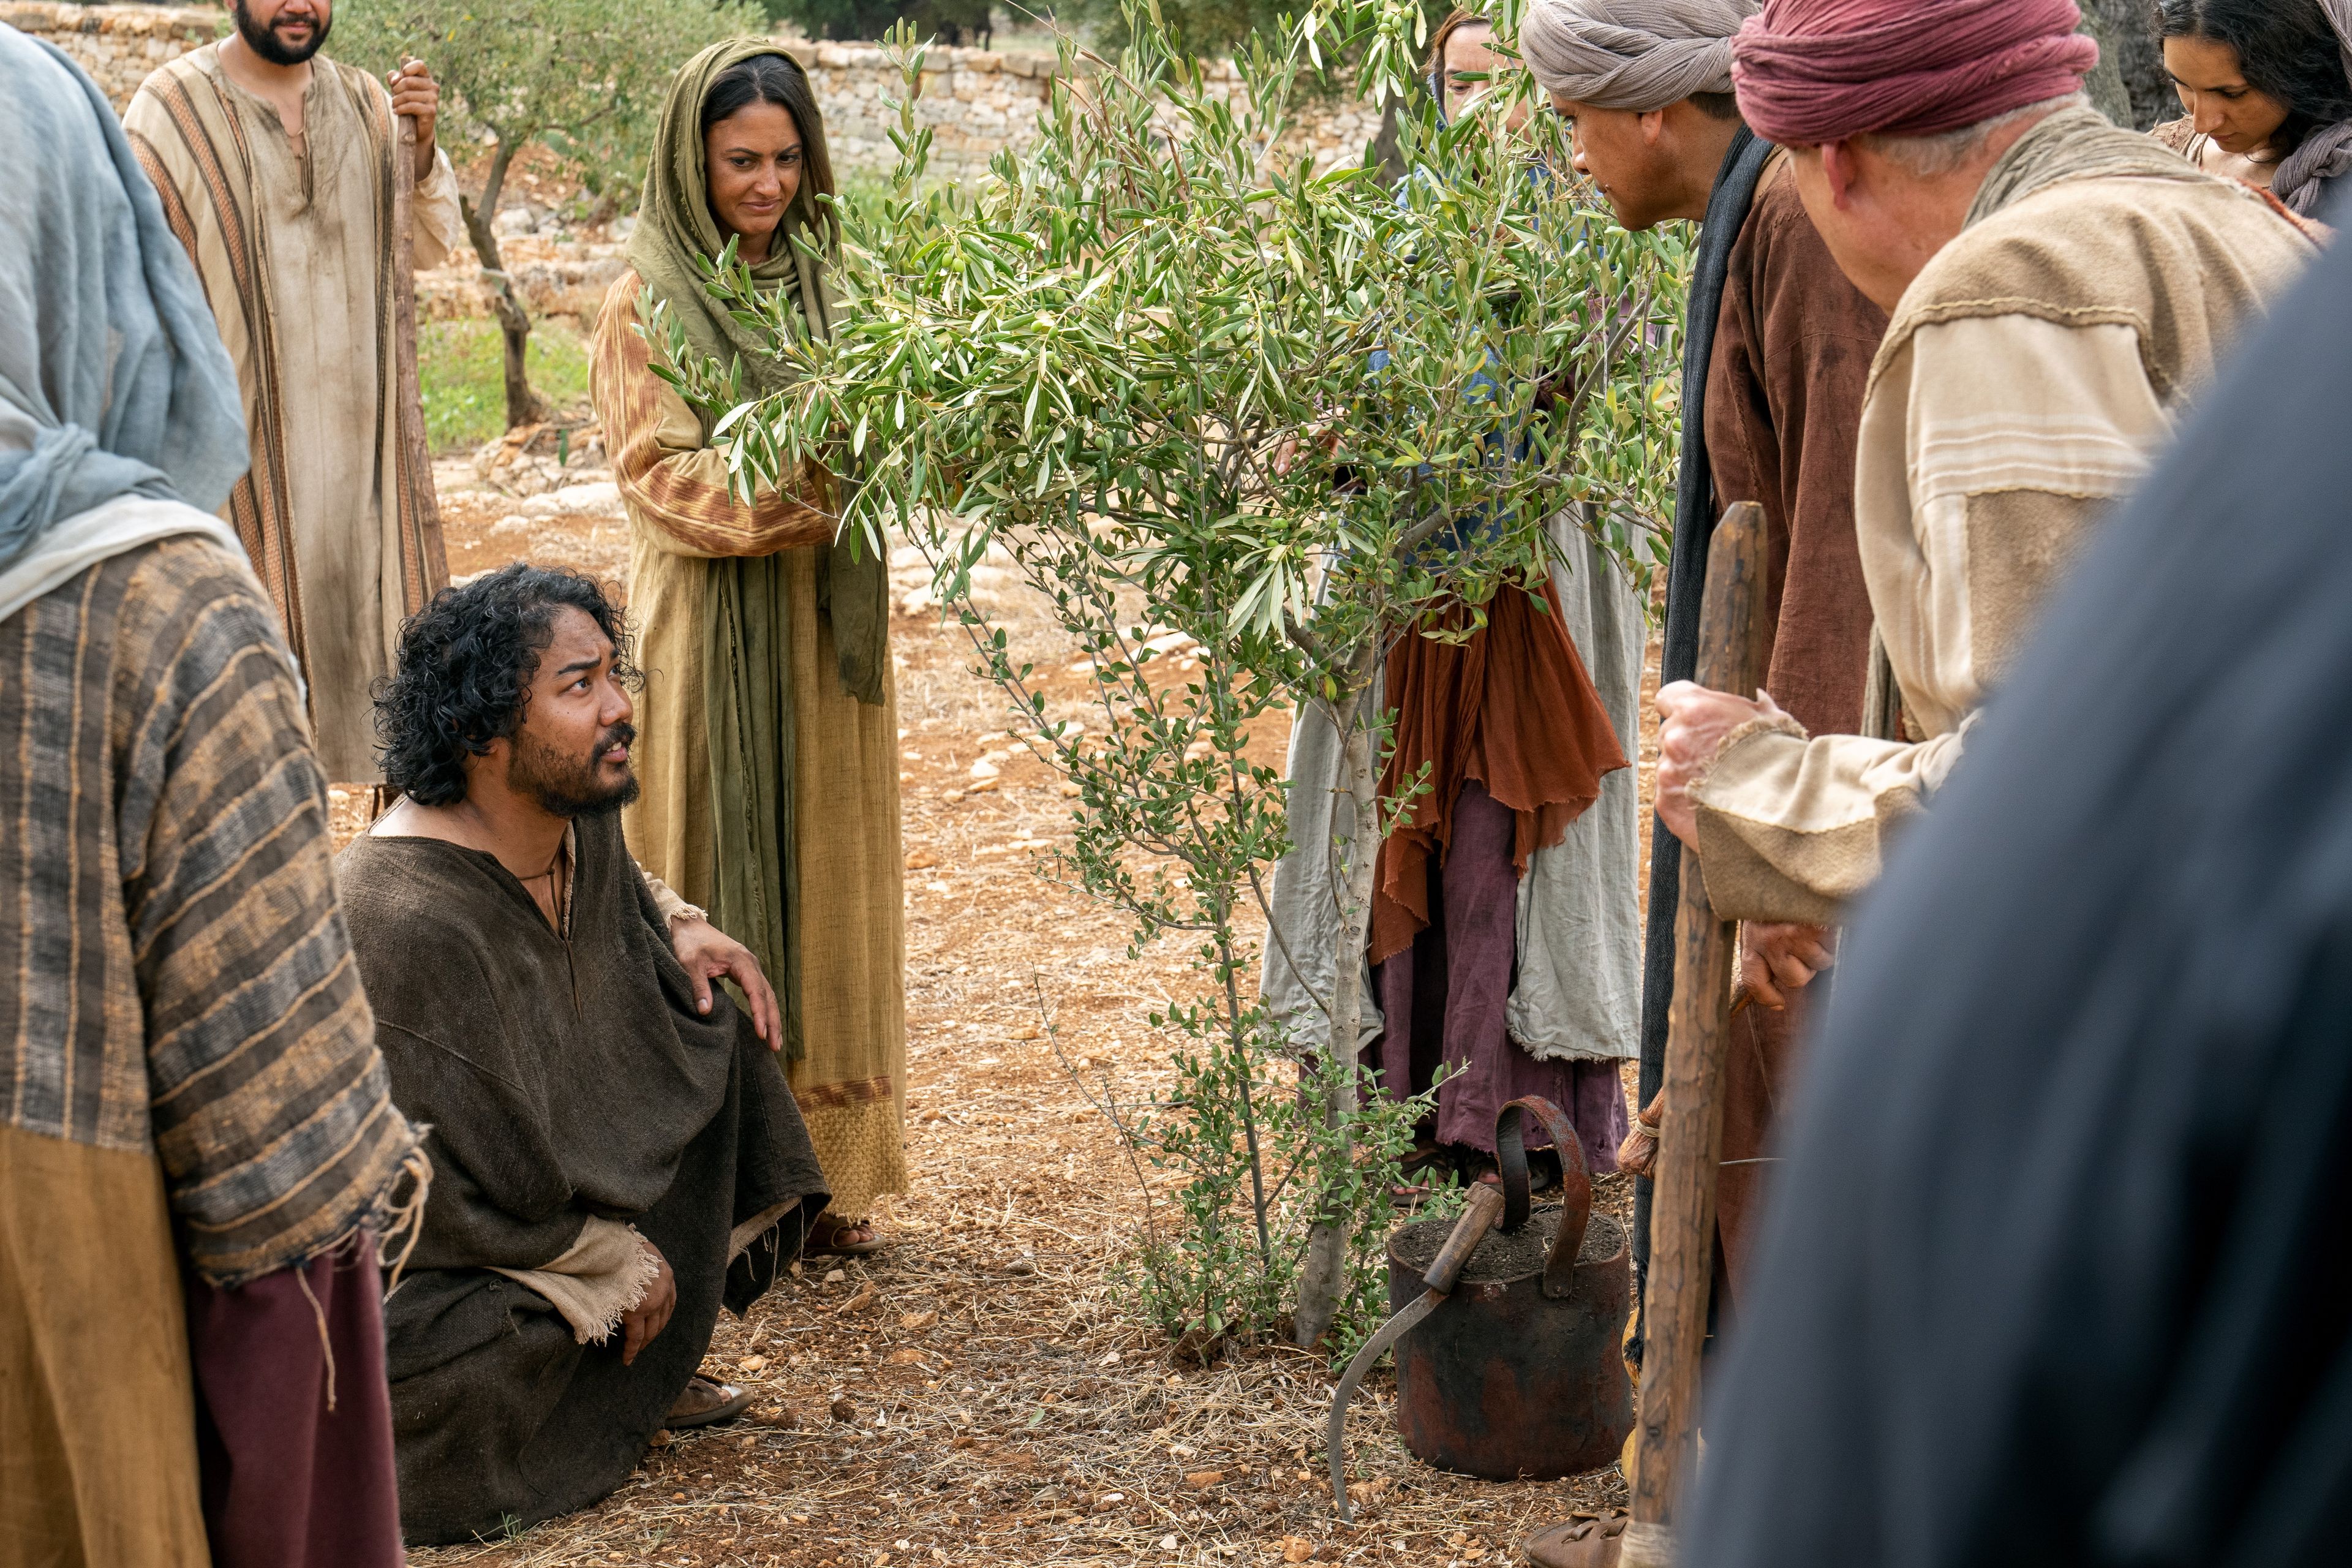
1653 0 2316 929
124 0 462 787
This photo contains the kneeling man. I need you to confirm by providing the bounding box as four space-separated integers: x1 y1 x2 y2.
339 565 829 1544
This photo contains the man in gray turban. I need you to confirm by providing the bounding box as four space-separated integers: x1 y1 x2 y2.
1512 4 1888 1560
1520 0 1753 118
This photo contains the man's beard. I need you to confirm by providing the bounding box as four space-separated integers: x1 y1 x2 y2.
232 0 330 66
507 722 639 819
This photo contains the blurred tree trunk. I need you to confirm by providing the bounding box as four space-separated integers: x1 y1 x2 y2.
2081 0 2175 131
1370 88 1405 186
456 135 551 431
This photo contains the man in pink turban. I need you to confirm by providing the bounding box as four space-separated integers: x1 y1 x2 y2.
1653 0 2318 944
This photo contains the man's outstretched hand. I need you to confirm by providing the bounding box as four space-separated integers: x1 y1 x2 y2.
619 1240 676 1366
1742 922 1834 1009
671 916 783 1049
1656 682 1786 849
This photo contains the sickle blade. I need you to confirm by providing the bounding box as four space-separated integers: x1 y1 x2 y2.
1327 1289 1442 1521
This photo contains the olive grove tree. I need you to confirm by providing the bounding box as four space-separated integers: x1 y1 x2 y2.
655 0 1687 1354
340 0 765 427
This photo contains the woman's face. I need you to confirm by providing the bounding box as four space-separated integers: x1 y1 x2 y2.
704 99 805 258
1440 23 1530 133
2165 34 2293 156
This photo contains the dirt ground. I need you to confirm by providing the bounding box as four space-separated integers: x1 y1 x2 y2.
387 455 1650 1568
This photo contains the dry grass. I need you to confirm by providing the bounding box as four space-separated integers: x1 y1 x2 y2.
383 464 1642 1568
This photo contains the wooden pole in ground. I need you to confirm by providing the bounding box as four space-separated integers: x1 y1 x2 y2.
390 80 449 596
1622 500 1773 1568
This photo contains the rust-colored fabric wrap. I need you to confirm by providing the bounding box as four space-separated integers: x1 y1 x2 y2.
1369 581 1630 966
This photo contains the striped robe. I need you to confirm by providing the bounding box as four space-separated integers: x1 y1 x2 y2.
592 270 909 1223
122 45 462 783
0 532 418 1566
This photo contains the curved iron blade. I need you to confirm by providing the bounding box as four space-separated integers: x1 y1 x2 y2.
1327 1288 1441 1522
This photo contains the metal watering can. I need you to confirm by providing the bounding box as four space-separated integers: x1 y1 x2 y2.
1328 1096 1634 1515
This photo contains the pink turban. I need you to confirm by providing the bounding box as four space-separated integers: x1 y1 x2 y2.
1731 0 2100 146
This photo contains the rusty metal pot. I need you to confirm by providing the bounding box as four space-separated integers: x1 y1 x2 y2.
1384 1095 1634 1481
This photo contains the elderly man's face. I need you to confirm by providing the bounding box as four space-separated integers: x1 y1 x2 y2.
1551 94 1682 230
505 607 639 818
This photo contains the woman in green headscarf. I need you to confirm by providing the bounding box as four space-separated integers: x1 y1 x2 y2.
590 40 903 1254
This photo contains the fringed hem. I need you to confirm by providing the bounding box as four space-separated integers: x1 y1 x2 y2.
190 1115 432 1294
576 1229 665 1348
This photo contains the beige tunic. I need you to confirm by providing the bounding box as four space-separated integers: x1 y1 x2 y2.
125 46 464 783
1691 167 2316 923
592 271 908 1220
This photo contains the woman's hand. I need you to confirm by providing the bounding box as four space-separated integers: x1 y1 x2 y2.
671 916 782 1048
619 1240 676 1366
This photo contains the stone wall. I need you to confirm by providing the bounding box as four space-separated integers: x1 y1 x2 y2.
7 2 221 108
798 39 1387 180
13 4 1384 179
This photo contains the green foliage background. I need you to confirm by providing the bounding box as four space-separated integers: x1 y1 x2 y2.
417 318 592 453
335 0 769 206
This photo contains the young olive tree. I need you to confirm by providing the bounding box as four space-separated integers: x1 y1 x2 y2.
337 0 764 427
655 0 1686 1353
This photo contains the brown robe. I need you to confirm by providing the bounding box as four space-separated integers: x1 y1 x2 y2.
1698 154 1887 1293
1369 581 1629 965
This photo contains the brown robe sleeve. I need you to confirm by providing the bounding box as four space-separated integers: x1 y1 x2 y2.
1702 156 1888 739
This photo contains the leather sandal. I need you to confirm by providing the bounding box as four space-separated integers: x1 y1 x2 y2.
1523 1509 1630 1568
808 1213 884 1256
665 1374 754 1430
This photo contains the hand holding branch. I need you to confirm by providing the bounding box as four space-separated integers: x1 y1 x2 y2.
1655 681 1785 850
386 58 439 182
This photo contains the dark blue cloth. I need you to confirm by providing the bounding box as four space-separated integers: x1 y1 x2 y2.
1630 124 1773 1322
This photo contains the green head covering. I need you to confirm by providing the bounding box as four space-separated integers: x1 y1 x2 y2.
628 40 886 1069
627 37 835 417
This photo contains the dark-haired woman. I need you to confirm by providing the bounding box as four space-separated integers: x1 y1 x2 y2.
1427 7 1532 130
2152 0 2352 218
592 43 905 1259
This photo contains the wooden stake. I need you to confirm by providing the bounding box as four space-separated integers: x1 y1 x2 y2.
1623 499 1773 1567
390 86 450 601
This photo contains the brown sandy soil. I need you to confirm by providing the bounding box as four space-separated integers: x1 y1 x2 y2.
384 467 1653 1568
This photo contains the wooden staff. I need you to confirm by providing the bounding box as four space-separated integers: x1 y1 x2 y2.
1621 499 1772 1568
390 70 450 597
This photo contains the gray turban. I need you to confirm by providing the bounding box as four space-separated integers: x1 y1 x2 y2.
1519 0 1759 111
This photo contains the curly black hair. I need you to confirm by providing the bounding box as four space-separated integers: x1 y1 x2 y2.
374 564 640 807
